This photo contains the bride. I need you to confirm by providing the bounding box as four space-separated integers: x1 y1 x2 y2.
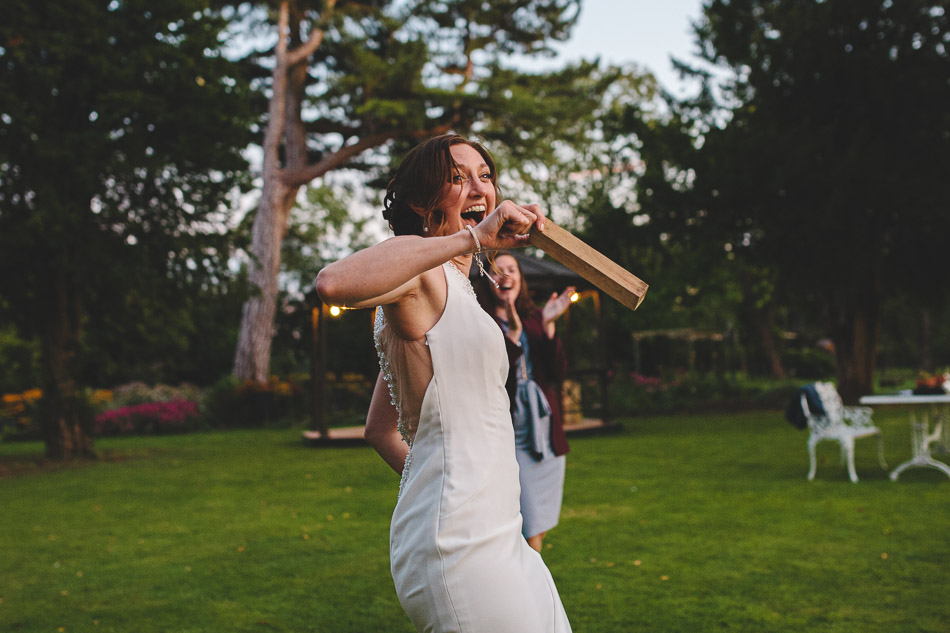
316 134 571 632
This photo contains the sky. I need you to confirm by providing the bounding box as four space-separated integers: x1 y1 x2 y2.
513 0 707 95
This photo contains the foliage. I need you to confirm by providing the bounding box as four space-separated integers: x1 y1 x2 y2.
201 374 308 428
229 0 641 382
94 400 201 436
249 0 605 164
643 0 950 400
76 272 251 388
0 0 256 456
108 382 202 408
1 387 113 441
2 414 949 631
0 0 255 329
0 388 43 440
511 3 950 384
0 324 40 394
266 187 361 376
690 0 950 290
607 370 803 416
876 294 950 372
782 346 837 380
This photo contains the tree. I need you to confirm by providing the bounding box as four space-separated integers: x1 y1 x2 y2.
0 0 254 458
544 69 752 376
229 0 617 382
646 0 950 400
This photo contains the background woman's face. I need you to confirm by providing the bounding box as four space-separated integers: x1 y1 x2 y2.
490 254 521 305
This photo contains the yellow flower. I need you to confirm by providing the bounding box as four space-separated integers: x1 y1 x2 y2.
2 389 43 419
89 389 113 404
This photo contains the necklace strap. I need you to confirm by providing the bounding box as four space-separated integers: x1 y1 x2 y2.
464 226 498 288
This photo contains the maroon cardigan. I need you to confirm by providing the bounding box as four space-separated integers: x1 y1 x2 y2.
498 309 570 457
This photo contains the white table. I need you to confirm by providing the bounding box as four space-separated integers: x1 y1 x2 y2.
859 394 950 481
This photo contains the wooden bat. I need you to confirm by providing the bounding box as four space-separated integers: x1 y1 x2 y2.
528 221 649 311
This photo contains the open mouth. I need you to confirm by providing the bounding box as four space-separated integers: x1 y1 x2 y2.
460 205 486 222
499 284 512 291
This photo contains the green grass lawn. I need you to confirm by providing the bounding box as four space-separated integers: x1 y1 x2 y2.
1 409 948 632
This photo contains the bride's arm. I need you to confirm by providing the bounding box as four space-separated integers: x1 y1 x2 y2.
364 373 409 474
315 232 476 309
315 201 544 310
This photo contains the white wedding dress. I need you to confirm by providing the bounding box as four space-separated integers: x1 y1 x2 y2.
374 262 571 633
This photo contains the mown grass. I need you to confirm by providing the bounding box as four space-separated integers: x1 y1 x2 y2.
1 408 948 632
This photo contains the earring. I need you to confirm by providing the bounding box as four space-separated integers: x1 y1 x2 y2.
423 222 429 233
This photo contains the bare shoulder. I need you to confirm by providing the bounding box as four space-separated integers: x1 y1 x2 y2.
382 265 448 341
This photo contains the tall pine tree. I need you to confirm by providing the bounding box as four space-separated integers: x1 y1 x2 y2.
0 0 255 457
228 0 617 382
634 0 950 400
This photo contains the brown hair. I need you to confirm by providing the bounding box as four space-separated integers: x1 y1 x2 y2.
382 134 498 237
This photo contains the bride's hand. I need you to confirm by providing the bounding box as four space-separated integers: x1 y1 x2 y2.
472 201 546 251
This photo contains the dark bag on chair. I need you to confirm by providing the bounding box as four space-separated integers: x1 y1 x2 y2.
784 384 825 430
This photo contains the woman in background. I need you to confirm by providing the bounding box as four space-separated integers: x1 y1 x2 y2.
476 252 574 553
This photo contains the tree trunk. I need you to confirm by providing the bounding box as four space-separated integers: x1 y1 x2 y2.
749 301 787 379
39 267 96 460
233 179 298 383
920 307 933 372
231 1 447 382
831 292 880 405
233 2 302 383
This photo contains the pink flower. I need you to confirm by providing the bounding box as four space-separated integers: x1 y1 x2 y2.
95 400 200 435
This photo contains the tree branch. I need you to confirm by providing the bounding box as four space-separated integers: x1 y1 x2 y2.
261 2 290 163
281 131 399 187
281 122 455 187
287 0 336 67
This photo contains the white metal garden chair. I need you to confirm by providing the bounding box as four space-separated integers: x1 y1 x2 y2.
804 381 886 483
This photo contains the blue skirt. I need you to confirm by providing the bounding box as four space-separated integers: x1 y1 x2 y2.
512 381 566 538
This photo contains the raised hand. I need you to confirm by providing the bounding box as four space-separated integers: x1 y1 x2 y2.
472 201 546 251
503 294 523 344
541 286 575 338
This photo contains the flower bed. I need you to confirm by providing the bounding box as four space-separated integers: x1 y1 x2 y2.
95 399 200 436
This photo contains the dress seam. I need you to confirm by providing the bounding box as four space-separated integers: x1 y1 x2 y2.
434 263 464 631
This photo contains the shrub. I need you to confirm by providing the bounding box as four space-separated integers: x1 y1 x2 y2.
783 347 836 378
201 375 308 428
1 387 106 441
110 382 201 408
0 388 43 440
607 369 801 415
94 400 200 436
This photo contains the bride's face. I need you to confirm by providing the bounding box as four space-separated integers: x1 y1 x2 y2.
436 144 496 235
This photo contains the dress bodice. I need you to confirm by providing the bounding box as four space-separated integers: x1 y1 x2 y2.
379 261 572 633
374 262 509 493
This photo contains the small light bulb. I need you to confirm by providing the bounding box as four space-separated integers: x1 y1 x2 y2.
329 306 342 317
570 292 579 303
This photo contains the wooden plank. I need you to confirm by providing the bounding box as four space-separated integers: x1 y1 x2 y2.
528 221 649 310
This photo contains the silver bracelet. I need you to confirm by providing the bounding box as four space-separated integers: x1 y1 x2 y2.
465 226 498 288
464 225 482 254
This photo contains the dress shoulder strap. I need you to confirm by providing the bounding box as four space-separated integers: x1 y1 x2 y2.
442 261 477 302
